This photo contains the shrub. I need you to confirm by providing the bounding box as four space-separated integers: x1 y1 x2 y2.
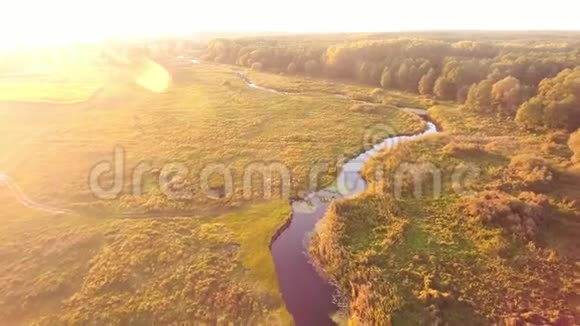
250 62 263 71
349 104 391 114
370 88 384 99
504 154 553 192
350 93 376 103
463 191 549 240
568 128 580 162
442 141 485 158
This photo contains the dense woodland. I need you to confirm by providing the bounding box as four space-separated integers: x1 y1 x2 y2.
204 33 580 131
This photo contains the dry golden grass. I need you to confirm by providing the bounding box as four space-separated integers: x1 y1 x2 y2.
310 104 579 325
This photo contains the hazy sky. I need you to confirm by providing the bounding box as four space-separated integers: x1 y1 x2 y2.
1 0 579 48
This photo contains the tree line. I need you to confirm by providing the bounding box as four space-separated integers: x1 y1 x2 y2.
204 35 580 131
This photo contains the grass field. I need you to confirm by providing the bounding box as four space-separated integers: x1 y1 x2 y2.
0 62 425 217
0 61 426 324
0 59 105 104
0 191 293 324
310 104 579 325
0 81 102 104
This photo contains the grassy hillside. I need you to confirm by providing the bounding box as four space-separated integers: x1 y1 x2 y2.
310 104 579 325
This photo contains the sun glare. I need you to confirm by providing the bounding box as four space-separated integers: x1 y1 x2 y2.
1 0 579 52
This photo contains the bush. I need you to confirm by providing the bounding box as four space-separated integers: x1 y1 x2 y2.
250 62 263 71
463 191 549 240
350 93 377 103
349 104 391 114
568 128 580 162
371 88 384 98
442 141 485 158
504 154 553 192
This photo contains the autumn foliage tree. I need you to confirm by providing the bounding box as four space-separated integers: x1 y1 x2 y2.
515 98 544 129
465 80 493 113
380 67 393 89
203 35 580 130
569 129 580 162
516 67 580 131
491 76 523 116
287 62 297 75
304 59 320 76
419 68 437 95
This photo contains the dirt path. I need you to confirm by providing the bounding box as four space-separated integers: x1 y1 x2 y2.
0 173 69 215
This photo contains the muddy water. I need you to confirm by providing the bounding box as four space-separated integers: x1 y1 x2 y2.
238 73 439 325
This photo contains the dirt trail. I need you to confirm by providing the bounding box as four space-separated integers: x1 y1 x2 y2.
0 173 68 215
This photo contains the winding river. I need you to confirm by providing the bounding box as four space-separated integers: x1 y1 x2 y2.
238 72 439 325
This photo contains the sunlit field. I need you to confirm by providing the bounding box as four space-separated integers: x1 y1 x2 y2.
0 56 425 324
0 62 424 218
0 50 105 103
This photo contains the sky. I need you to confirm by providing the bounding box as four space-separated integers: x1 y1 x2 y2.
0 0 579 49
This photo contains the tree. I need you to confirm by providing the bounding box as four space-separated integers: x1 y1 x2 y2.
304 59 319 76
569 129 580 162
357 62 371 83
492 76 523 116
418 68 437 95
434 77 455 100
456 85 471 104
465 80 493 113
515 97 544 130
380 67 393 89
516 67 580 131
397 61 410 89
287 62 297 75
544 96 578 130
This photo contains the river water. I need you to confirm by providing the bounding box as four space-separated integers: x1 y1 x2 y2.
271 121 437 325
237 72 438 325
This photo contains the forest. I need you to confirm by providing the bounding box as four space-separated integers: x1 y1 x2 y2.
204 33 580 131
